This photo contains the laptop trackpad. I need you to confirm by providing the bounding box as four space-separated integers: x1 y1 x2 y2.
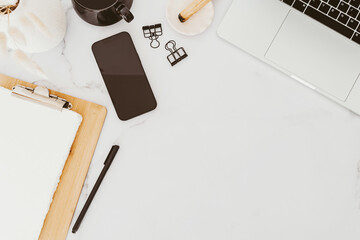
265 10 360 101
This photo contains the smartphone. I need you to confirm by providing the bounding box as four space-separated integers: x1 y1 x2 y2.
92 32 157 121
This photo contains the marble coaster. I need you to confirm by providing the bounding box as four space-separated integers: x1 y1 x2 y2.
166 0 214 36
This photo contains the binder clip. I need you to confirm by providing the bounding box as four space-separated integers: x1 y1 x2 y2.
142 24 163 48
165 40 188 66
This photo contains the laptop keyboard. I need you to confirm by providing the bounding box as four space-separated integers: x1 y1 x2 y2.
280 0 360 45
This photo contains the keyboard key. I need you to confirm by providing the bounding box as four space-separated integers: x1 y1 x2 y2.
358 24 360 31
347 6 359 17
349 0 360 8
305 6 354 38
329 7 341 18
343 0 350 3
310 0 321 8
338 2 350 12
338 12 350 24
347 18 359 29
283 0 295 5
328 0 340 7
302 0 310 3
293 0 307 12
352 32 360 44
319 2 331 13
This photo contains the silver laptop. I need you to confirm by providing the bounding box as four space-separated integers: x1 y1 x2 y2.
218 0 360 114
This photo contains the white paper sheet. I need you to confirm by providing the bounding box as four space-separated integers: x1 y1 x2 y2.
0 86 82 240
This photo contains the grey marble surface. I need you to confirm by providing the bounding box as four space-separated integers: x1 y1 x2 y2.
1 0 360 239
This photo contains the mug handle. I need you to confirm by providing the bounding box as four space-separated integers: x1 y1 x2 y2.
116 4 134 23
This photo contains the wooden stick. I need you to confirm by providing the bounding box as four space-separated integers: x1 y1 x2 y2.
178 0 212 23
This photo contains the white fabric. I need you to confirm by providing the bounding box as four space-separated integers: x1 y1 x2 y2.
0 86 82 240
0 0 66 53
0 0 18 5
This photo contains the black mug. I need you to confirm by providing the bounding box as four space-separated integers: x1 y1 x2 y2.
72 0 134 26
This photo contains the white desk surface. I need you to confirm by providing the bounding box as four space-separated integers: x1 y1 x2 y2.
1 0 360 239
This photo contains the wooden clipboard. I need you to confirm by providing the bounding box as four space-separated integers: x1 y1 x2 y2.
0 74 107 240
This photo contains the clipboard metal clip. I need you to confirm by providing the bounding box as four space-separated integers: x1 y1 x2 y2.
11 85 72 111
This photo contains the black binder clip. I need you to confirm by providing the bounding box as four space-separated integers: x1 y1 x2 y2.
142 24 163 48
165 40 188 66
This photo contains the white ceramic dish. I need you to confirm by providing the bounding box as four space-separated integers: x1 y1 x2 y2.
166 0 214 36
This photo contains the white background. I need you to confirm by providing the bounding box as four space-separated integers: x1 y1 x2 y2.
1 0 360 239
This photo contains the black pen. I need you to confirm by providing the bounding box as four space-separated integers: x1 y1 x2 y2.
72 145 119 233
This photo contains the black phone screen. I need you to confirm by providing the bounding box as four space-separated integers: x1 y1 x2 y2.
92 32 157 121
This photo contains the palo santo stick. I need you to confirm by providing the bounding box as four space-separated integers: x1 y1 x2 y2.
178 0 211 23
